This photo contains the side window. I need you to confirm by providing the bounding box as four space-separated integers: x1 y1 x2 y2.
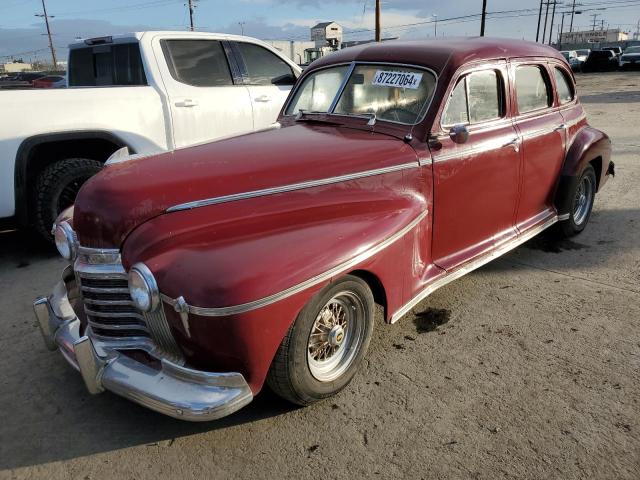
442 70 502 126
515 65 551 113
68 43 147 87
554 67 574 104
162 40 233 87
235 42 295 86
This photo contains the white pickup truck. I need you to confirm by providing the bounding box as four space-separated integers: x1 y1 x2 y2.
0 31 301 239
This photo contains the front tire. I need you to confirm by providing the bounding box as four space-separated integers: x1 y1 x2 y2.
266 275 375 406
557 164 597 238
33 158 103 241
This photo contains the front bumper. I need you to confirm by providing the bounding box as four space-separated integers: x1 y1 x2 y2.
33 279 253 422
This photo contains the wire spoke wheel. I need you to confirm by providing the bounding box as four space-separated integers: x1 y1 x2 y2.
306 292 365 382
572 173 594 226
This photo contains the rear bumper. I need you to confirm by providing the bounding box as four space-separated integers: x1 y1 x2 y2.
33 279 253 422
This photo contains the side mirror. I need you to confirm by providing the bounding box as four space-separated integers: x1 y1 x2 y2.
449 124 469 144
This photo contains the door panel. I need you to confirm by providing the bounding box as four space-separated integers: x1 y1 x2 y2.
157 38 254 148
432 65 520 272
511 63 566 230
232 41 297 130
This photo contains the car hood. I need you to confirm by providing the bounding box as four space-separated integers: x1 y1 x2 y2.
74 123 418 248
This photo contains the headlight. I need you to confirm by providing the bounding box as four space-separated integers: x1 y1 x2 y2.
128 263 160 312
54 221 77 260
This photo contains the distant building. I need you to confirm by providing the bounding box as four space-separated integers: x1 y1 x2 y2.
3 62 33 73
263 40 315 65
560 28 628 45
311 21 343 49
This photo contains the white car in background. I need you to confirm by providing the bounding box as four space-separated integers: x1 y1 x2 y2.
0 31 301 239
575 49 590 63
619 45 640 69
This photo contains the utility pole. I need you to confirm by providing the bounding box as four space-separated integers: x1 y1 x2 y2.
590 13 600 31
536 0 544 41
187 0 196 31
542 1 550 44
548 0 557 46
569 0 577 32
480 0 487 36
238 21 245 35
375 0 381 42
558 12 566 49
433 14 438 37
35 0 57 68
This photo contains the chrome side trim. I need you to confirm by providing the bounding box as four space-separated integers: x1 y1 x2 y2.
418 157 433 166
166 162 419 213
162 210 429 317
557 213 570 221
433 135 517 163
390 215 558 324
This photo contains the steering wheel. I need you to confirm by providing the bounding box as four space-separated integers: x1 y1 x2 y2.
383 107 416 123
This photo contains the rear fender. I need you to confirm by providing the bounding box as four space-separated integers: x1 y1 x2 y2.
555 126 611 215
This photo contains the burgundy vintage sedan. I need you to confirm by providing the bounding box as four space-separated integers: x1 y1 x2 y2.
35 38 614 421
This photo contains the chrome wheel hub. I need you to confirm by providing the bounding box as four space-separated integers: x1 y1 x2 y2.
307 292 365 382
573 175 594 226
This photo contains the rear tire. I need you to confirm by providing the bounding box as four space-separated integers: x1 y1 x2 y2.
266 275 375 406
33 158 103 241
557 164 596 238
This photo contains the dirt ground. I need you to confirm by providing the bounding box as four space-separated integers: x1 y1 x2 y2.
0 72 638 480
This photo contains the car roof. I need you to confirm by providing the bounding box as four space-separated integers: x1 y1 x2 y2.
309 37 565 74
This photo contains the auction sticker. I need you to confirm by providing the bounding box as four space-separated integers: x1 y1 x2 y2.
372 70 423 89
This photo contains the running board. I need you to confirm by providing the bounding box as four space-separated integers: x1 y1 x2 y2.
390 215 558 323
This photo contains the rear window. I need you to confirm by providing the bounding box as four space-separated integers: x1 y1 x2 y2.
68 43 147 87
515 65 551 114
554 67 574 104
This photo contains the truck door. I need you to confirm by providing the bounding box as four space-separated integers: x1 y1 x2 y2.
157 38 254 149
230 41 297 130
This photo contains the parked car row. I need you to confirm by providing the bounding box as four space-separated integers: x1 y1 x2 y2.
0 71 66 88
562 45 640 72
34 37 614 422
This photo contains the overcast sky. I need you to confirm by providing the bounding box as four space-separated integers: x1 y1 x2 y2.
1 0 639 63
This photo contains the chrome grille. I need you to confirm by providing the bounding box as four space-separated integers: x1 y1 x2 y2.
74 247 183 362
78 271 150 339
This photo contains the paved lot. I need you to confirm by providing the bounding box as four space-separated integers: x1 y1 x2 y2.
1 72 639 480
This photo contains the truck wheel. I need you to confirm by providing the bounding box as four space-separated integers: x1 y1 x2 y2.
557 164 597 238
266 275 375 406
34 158 103 241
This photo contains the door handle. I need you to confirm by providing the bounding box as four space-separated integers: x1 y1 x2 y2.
553 123 567 132
175 99 198 108
502 138 521 152
254 95 272 103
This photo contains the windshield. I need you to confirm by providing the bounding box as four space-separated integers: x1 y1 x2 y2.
286 63 437 125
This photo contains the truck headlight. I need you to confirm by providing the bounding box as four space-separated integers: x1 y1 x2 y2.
128 263 160 312
54 221 77 260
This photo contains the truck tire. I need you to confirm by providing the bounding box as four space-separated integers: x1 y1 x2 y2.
34 158 103 241
266 275 375 406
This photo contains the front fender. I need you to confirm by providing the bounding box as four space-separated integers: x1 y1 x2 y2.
121 167 427 391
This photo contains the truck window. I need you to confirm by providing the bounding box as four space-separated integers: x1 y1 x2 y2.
68 43 147 87
234 42 295 86
162 40 233 87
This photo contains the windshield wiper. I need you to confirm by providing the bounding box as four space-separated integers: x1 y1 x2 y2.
294 109 342 124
